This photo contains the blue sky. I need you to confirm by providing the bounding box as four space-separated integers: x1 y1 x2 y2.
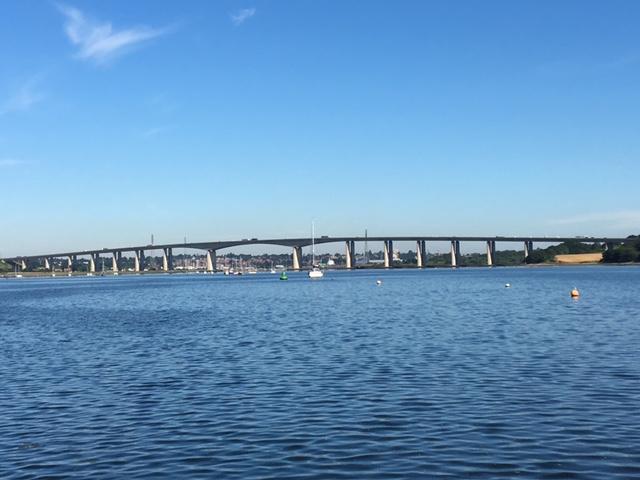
1 0 639 257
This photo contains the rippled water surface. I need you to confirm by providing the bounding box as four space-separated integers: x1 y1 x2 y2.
2 266 640 479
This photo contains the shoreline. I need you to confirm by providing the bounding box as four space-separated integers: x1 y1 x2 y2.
3 262 639 279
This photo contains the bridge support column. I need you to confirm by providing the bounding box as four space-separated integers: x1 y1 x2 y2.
163 248 173 272
45 257 52 270
384 240 394 268
134 250 144 272
416 240 427 268
68 256 74 272
112 252 121 273
450 240 460 267
345 241 356 269
524 241 533 260
206 249 216 273
487 240 496 266
90 254 97 273
292 246 302 271
21 260 26 271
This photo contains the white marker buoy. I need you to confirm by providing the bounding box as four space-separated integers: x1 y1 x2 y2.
376 280 382 285
505 283 510 288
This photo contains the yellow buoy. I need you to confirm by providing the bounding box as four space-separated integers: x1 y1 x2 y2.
571 288 579 298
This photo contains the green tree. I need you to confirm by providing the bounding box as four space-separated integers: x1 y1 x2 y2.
602 246 639 263
525 249 549 264
601 234 640 263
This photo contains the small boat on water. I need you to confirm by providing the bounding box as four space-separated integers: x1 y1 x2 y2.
308 267 323 279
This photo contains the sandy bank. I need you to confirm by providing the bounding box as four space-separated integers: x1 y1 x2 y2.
555 253 603 264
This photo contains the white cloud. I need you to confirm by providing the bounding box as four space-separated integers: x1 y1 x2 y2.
550 211 640 232
0 79 43 115
0 159 22 167
149 93 178 114
143 126 171 138
58 4 170 64
230 8 256 26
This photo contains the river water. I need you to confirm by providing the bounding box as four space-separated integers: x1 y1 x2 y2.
1 266 639 479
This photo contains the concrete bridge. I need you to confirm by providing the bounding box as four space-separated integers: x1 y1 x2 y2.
1 236 624 273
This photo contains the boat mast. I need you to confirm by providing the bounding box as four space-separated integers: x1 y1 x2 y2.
365 229 369 263
311 219 315 266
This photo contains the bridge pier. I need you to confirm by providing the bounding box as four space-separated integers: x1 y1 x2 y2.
416 240 427 268
112 252 121 273
450 240 460 267
384 240 394 268
89 254 98 273
486 240 496 266
134 250 144 272
206 249 216 272
163 248 173 271
345 240 356 269
292 246 302 270
68 255 74 272
524 240 533 260
10 260 24 273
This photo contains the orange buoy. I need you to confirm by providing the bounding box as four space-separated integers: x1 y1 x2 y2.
571 288 579 298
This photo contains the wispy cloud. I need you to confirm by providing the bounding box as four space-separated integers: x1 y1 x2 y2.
149 93 178 114
58 4 170 64
0 78 44 115
230 8 256 26
550 211 640 231
143 126 171 138
534 50 640 79
603 51 640 70
0 159 23 168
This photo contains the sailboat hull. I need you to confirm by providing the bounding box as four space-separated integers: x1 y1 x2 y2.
308 269 323 279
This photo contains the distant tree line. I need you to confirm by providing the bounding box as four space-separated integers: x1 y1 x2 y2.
525 239 604 264
601 235 640 263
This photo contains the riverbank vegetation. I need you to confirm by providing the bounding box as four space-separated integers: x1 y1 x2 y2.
522 236 640 264
601 235 640 263
524 239 604 264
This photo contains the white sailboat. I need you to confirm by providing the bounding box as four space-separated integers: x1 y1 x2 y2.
308 219 324 279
